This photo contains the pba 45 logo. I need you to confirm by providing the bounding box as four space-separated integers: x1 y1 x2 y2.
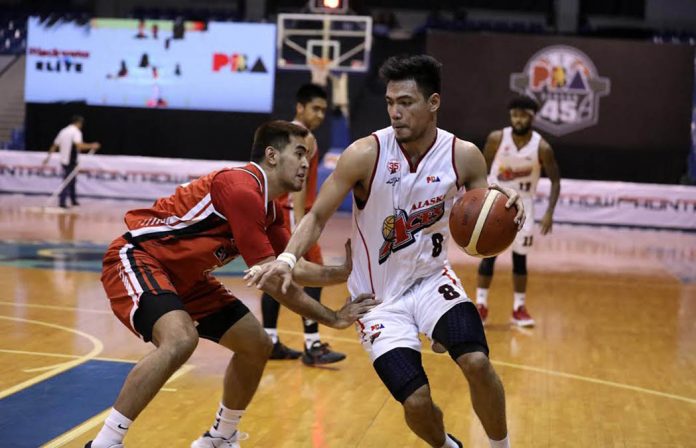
510 45 610 136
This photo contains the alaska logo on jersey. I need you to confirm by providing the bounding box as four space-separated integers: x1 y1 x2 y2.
510 45 610 136
378 201 445 264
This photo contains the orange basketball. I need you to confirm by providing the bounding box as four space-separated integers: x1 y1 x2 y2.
449 188 518 258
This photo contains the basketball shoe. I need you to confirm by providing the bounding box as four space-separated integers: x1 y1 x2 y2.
448 433 464 448
190 430 248 448
301 340 346 365
269 340 302 360
84 443 123 448
511 305 535 327
476 303 489 325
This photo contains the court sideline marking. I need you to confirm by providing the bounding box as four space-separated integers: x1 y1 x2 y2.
41 364 195 448
0 315 103 400
2 301 695 407
277 329 696 406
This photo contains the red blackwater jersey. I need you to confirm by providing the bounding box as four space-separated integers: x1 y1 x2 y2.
113 162 289 294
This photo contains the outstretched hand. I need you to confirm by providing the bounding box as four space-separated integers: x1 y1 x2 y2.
244 260 292 293
332 293 381 329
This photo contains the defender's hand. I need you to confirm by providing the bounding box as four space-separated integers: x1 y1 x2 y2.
339 239 353 279
332 293 381 329
244 260 292 293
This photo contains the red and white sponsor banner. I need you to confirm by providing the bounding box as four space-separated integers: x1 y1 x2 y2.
535 178 696 230
2 150 695 229
0 150 242 201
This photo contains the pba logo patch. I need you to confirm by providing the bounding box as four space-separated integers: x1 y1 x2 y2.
510 45 610 136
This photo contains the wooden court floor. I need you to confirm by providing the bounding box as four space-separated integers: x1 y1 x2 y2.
0 195 695 447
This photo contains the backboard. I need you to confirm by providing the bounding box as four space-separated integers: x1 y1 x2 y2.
277 13 372 73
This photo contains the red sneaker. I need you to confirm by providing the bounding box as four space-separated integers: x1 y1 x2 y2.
511 305 535 327
476 303 488 325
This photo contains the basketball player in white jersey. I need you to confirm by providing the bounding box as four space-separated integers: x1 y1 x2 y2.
476 96 561 327
247 55 524 448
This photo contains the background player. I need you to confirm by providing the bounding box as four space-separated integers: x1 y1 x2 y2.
247 55 524 448
89 120 378 448
261 84 346 365
476 96 561 327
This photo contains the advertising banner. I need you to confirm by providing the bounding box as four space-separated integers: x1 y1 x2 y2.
25 17 276 112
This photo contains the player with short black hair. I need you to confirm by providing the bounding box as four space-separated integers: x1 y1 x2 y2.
249 55 524 448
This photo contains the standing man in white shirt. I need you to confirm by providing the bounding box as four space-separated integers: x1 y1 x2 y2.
43 115 101 208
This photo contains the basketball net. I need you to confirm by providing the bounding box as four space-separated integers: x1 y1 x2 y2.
309 57 331 87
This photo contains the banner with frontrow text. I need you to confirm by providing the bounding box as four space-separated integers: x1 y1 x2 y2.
2 151 695 230
535 178 696 231
0 150 241 201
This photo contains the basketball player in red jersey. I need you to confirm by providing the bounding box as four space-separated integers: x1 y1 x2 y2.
88 121 378 448
261 84 346 364
248 56 524 448
476 96 561 327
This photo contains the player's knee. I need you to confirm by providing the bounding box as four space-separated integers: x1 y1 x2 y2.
160 326 199 365
373 348 429 403
432 302 490 361
478 256 497 276
457 351 492 383
512 252 527 275
256 332 274 359
402 385 433 416
235 327 273 361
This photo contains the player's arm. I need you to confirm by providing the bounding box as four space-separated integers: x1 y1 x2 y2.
76 142 100 152
454 138 525 228
74 129 100 153
252 256 376 329
482 130 503 172
266 213 351 287
43 144 59 164
539 139 561 235
247 136 376 292
213 175 376 327
292 240 352 286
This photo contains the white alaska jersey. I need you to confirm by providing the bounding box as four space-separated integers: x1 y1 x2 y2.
489 126 541 198
348 126 464 304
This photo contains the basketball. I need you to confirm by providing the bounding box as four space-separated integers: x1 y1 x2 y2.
449 188 518 257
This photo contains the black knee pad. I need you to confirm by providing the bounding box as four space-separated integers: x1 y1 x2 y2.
512 252 527 276
133 292 186 342
196 300 250 343
432 302 489 361
373 348 429 403
478 256 497 276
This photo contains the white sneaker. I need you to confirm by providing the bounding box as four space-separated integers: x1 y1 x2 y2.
84 442 124 448
190 431 248 448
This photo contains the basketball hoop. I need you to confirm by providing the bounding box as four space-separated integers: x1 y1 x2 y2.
309 57 331 87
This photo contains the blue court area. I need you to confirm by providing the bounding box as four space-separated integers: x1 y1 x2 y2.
0 360 134 447
0 240 248 276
